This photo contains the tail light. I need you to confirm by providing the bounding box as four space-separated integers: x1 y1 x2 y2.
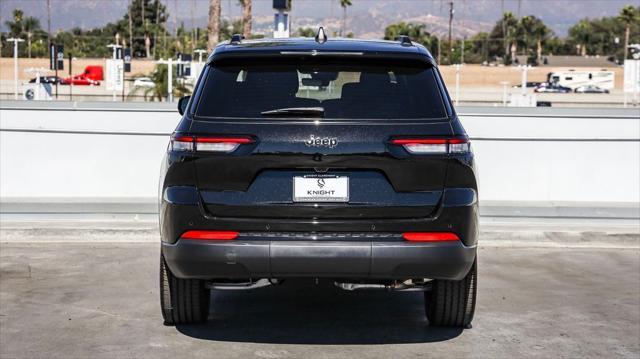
389 137 470 154
171 135 253 153
180 230 239 240
171 135 195 152
403 232 460 242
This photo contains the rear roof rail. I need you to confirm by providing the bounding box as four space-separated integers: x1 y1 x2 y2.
396 35 413 46
230 34 245 44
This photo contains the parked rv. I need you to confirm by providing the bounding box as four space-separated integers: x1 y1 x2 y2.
547 70 614 90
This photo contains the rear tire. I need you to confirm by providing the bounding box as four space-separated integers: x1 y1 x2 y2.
425 259 477 327
160 254 210 325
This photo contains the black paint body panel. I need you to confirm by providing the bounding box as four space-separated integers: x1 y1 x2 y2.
159 38 478 281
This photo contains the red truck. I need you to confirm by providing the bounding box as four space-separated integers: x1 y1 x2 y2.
65 65 103 86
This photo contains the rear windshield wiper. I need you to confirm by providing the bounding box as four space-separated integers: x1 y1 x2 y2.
260 107 324 117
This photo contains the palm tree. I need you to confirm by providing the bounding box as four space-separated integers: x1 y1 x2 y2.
207 0 221 51
530 18 551 63
238 0 252 39
4 10 41 58
569 19 591 56
517 16 529 56
499 12 518 64
4 9 24 36
519 15 550 63
619 5 639 60
23 16 41 58
339 0 352 37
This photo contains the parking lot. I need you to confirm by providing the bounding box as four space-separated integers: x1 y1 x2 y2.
1 226 639 359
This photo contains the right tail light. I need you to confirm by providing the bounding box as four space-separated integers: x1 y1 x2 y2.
389 137 470 154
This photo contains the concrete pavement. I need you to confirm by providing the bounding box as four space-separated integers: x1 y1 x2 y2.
1 235 639 358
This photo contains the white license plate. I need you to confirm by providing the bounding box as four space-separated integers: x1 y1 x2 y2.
293 176 349 202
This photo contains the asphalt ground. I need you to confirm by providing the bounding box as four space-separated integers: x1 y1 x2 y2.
1 227 639 359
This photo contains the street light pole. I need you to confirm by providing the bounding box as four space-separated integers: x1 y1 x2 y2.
500 81 510 107
521 65 528 96
7 38 25 100
168 57 173 102
455 64 461 106
156 57 189 102
448 2 454 65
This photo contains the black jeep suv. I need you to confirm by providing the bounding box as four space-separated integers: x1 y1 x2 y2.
159 33 478 328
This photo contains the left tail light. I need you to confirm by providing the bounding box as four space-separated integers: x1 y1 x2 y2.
180 230 239 240
389 137 470 154
403 232 460 242
171 135 254 153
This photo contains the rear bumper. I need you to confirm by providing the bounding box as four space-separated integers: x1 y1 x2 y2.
162 239 476 281
160 185 478 281
160 186 480 247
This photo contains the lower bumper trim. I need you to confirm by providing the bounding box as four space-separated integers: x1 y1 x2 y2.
162 239 476 281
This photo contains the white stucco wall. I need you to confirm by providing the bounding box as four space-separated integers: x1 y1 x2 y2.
1 104 638 211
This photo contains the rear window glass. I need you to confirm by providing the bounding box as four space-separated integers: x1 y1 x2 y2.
195 62 447 120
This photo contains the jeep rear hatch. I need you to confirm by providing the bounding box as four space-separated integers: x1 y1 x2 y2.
185 58 459 220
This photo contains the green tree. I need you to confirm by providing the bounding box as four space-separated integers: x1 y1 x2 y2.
122 0 168 58
128 64 191 101
568 7 639 62
384 22 430 46
4 9 47 58
48 0 168 59
23 16 41 58
569 19 591 56
488 12 519 64
220 19 243 41
542 36 572 57
619 5 640 60
519 15 552 64
468 32 491 64
296 27 316 37
4 9 24 36
384 22 439 60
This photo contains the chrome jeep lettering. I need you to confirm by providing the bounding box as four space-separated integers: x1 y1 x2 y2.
304 135 338 148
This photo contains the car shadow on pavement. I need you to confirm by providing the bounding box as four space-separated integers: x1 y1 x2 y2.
176 279 464 344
